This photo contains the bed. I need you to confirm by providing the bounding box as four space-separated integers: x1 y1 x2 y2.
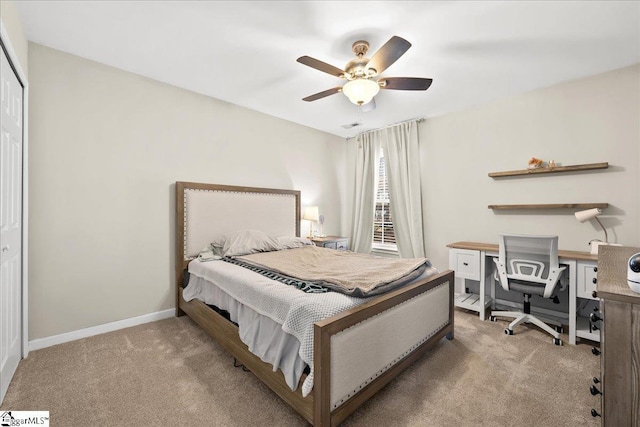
175 181 455 426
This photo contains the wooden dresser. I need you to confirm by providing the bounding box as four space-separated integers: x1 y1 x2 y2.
596 245 640 426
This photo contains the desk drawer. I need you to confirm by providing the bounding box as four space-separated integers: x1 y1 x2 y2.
577 260 598 300
449 249 481 281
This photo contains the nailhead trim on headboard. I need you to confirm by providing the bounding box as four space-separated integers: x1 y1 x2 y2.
182 187 298 259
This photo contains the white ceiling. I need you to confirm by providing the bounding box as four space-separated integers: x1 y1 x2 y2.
15 1 640 138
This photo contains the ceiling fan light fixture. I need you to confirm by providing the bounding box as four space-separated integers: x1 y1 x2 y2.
342 78 380 105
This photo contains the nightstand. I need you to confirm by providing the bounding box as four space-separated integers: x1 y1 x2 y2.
310 236 349 251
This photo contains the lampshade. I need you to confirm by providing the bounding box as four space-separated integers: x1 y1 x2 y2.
575 207 608 246
342 79 380 105
575 208 602 223
302 206 319 222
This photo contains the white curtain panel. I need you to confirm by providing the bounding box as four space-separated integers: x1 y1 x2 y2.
349 133 378 253
380 121 426 258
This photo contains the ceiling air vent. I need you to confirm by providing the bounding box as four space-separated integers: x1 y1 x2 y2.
341 122 362 129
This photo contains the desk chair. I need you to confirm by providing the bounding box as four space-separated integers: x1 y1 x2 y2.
490 234 567 345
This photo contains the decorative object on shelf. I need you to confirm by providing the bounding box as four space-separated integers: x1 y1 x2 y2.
628 252 640 293
302 206 319 238
527 157 544 169
548 160 557 169
488 162 608 178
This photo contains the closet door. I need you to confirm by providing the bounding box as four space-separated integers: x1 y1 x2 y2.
0 45 23 403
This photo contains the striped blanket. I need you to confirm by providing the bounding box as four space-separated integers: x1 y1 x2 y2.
221 256 329 294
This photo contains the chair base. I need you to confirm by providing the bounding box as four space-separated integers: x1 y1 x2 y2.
490 310 561 340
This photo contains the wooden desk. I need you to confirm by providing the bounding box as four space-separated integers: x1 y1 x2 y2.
448 241 597 261
447 241 598 345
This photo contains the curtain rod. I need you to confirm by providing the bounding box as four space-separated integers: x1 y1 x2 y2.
345 117 425 140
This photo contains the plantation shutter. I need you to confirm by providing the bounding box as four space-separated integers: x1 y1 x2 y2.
373 149 396 248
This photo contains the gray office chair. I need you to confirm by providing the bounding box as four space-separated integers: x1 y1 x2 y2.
490 234 567 345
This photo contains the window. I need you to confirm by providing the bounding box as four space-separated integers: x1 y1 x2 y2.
373 148 397 251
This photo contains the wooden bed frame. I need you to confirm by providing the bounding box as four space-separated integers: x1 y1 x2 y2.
175 181 455 426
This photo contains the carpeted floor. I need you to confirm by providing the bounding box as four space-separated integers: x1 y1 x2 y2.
1 309 601 426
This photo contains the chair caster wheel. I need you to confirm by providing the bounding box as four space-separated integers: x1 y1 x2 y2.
553 338 562 346
490 316 497 322
555 325 564 333
504 328 513 335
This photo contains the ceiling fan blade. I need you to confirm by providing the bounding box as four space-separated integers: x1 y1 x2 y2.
365 36 411 75
380 77 433 91
360 98 376 112
297 56 345 78
302 87 342 102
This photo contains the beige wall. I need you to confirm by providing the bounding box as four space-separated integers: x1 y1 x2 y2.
420 64 640 271
25 38 640 340
344 65 640 271
0 0 28 73
28 43 347 339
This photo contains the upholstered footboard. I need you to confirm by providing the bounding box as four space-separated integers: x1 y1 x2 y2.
313 270 454 426
178 269 454 426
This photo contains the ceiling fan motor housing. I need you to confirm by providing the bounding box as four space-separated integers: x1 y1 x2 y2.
345 58 374 79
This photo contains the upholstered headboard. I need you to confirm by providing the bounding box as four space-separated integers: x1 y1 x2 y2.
175 182 301 308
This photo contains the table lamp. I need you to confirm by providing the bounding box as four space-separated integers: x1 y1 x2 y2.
302 206 319 238
575 208 609 254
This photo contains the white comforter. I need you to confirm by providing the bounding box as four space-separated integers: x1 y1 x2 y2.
184 255 437 396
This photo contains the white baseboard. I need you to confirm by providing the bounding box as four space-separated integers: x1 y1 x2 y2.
28 309 175 352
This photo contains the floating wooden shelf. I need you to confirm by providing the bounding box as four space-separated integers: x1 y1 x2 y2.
488 162 608 178
488 203 609 210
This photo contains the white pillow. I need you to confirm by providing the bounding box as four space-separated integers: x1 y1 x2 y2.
277 236 313 249
212 229 281 257
198 245 222 262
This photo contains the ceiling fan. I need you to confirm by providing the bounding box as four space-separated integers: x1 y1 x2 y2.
297 36 433 107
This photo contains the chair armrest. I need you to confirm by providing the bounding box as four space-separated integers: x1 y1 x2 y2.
543 266 567 298
493 258 509 292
